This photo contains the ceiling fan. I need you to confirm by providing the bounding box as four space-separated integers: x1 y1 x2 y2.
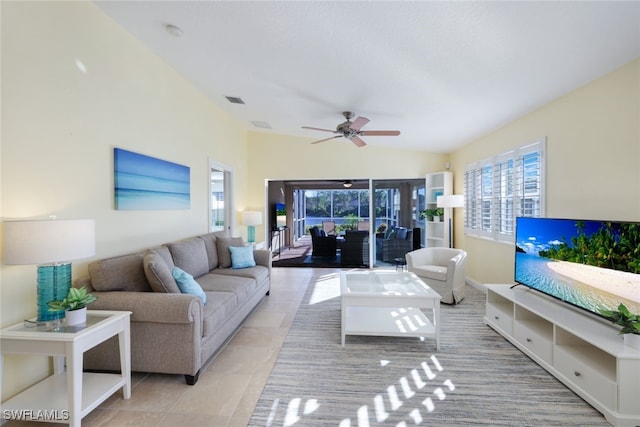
302 111 401 147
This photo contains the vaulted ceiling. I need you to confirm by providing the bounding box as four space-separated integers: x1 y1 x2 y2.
97 1 640 153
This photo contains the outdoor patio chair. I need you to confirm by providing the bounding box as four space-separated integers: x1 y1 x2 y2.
322 220 336 236
309 226 337 257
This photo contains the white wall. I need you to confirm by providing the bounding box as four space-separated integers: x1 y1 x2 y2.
1 1 250 399
449 58 640 286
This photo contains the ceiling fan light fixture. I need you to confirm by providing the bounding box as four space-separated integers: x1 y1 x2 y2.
303 111 400 148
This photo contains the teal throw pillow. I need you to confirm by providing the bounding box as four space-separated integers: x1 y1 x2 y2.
172 266 206 304
229 245 256 269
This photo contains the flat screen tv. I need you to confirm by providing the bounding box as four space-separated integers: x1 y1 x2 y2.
514 217 640 321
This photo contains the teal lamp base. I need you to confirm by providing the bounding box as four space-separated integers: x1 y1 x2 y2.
37 263 72 322
247 225 256 243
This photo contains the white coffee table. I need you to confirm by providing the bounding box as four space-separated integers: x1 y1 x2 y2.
341 270 441 348
0 310 131 426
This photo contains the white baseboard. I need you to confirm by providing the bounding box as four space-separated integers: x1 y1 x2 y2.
465 277 486 293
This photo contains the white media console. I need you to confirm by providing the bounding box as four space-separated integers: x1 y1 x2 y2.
484 284 640 427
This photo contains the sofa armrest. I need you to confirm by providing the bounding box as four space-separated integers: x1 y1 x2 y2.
89 291 202 324
253 249 272 268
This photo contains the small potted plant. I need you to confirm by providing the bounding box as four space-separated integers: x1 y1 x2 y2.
433 208 444 222
600 303 640 350
48 286 97 326
420 208 444 222
376 223 388 238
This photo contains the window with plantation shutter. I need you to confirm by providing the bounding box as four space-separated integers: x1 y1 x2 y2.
464 138 545 242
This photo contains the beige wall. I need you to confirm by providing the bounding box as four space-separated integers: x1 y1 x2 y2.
449 58 640 286
1 1 249 399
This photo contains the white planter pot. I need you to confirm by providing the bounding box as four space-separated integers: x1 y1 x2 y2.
65 307 87 326
623 333 640 351
433 216 441 222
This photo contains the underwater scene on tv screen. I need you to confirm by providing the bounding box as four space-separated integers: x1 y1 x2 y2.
515 218 640 316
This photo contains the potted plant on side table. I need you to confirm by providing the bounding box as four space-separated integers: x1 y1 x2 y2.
600 303 640 350
48 286 98 326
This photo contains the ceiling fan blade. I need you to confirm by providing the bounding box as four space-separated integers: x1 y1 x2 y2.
351 136 367 147
360 130 401 136
349 116 370 131
311 135 343 144
302 126 337 133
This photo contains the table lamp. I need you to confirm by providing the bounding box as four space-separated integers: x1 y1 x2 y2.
3 219 96 323
437 195 464 248
241 211 262 244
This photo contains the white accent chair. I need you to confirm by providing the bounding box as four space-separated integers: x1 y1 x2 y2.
405 247 467 304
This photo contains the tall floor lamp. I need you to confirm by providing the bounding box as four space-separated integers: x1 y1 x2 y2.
3 219 96 324
437 195 464 248
242 211 262 244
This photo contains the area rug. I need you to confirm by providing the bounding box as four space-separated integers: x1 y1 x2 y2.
273 251 369 269
249 276 609 426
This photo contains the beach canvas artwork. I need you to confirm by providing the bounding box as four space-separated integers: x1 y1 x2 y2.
114 148 190 210
515 217 640 316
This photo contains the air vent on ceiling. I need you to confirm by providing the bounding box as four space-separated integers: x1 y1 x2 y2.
225 96 245 104
251 121 272 129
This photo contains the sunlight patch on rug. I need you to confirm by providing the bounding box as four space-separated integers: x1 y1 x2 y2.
308 272 341 304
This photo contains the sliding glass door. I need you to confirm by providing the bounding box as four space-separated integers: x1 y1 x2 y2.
372 179 425 266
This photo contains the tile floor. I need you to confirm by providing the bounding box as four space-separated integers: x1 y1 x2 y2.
3 267 340 427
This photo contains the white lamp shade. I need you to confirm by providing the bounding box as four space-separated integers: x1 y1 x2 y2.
3 219 95 265
437 195 465 208
241 211 262 226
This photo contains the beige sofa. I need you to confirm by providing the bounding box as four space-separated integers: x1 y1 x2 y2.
79 231 271 385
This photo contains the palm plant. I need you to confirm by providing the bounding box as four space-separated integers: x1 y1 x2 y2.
600 303 640 335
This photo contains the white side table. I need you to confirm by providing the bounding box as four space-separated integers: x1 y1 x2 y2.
0 310 131 426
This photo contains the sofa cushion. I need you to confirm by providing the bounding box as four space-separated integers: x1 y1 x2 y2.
201 291 237 338
198 234 219 270
143 252 180 294
197 273 257 305
396 227 408 240
216 237 244 268
229 246 256 269
148 246 175 270
211 265 269 285
414 265 448 282
384 226 394 239
167 238 210 278
173 266 207 304
387 227 398 239
88 252 152 292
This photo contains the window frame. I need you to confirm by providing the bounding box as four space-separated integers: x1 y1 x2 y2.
464 137 546 243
